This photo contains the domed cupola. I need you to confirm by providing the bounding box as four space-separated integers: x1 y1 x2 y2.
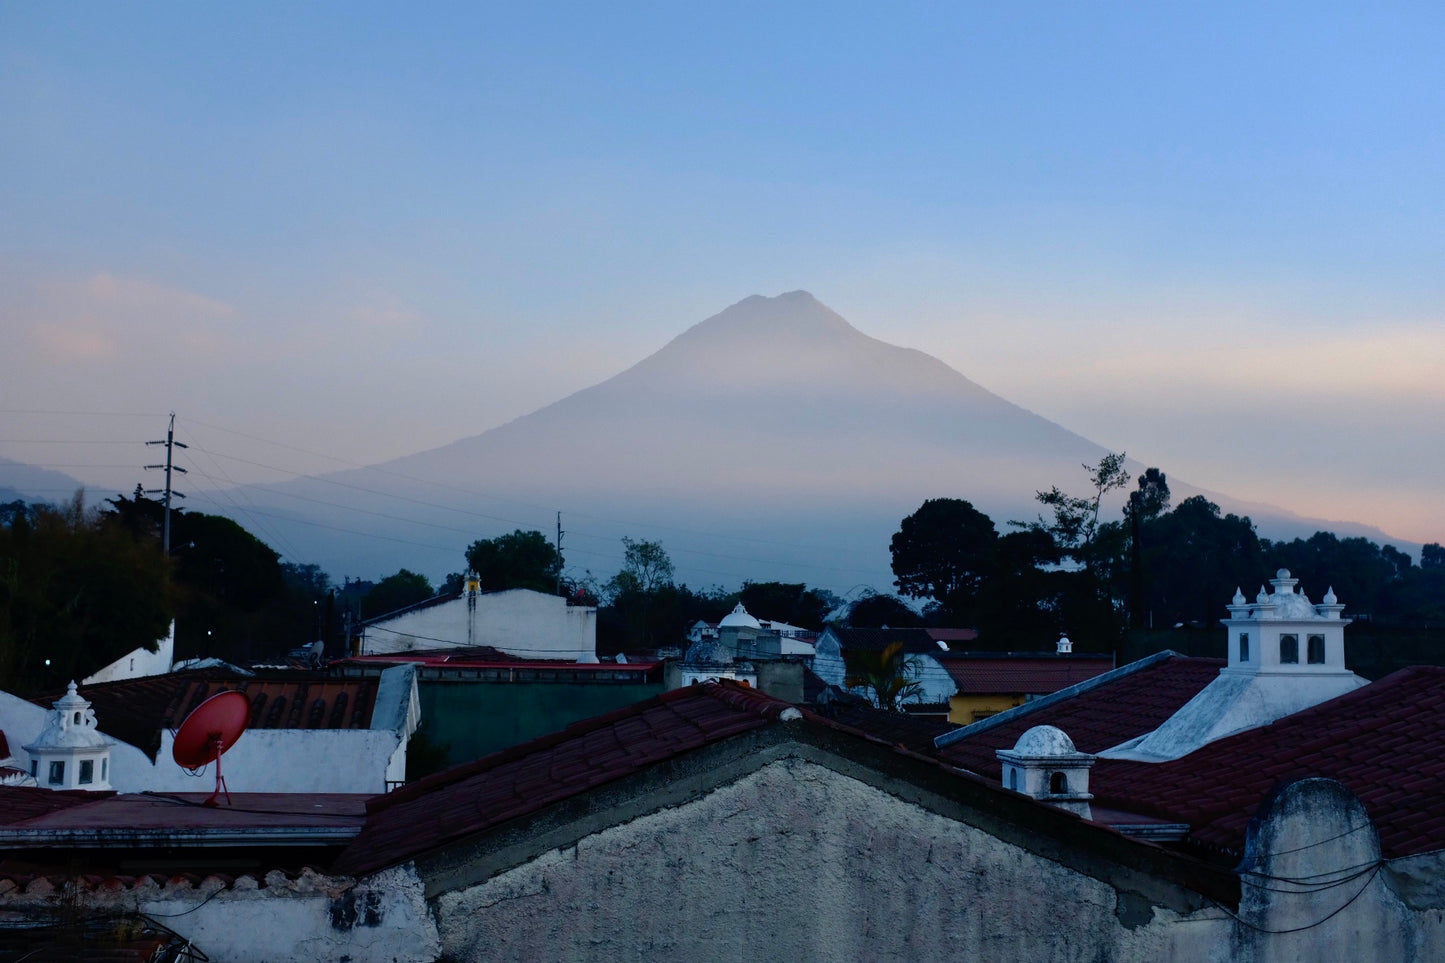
23 682 114 791
996 725 1095 818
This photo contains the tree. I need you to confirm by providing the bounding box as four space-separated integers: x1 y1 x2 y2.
0 493 173 693
608 537 674 598
846 593 924 629
974 529 1065 648
1126 468 1170 629
1025 452 1131 568
465 530 562 595
604 538 675 646
738 581 831 628
1141 495 1261 628
843 641 923 712
1422 543 1444 570
361 569 434 619
890 498 998 621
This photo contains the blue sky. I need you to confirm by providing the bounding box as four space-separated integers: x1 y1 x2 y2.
3 3 1442 547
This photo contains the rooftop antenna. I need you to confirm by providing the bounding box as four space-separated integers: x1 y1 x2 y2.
171 690 250 806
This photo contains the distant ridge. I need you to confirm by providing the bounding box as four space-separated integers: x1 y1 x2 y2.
0 294 1416 587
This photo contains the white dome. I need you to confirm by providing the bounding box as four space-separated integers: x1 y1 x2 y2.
719 603 761 630
1011 725 1078 756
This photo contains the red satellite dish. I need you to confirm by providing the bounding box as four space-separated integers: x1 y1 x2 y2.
172 690 250 806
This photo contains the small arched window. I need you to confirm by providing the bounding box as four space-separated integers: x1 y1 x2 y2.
1280 634 1299 664
1008 768 1018 791
1049 771 1067 795
1307 634 1326 664
1239 633 1250 662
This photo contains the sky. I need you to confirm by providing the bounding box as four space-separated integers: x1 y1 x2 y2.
3 3 1443 560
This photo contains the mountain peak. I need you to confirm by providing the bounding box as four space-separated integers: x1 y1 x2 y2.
655 291 865 360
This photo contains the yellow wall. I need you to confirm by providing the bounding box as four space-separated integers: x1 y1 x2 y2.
949 693 1025 725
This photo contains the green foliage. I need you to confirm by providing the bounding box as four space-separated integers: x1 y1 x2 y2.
890 498 998 620
608 537 674 598
843 641 923 712
1024 452 1131 565
464 530 562 595
846 593 924 629
362 569 435 619
0 494 173 694
106 493 328 664
1135 495 1262 628
600 537 678 647
738 581 830 628
1423 543 1444 570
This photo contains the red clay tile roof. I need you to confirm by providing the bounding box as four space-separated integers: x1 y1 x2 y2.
0 788 112 824
926 628 980 645
34 672 379 762
1090 666 1445 859
809 702 955 756
334 682 799 877
0 790 368 834
936 653 1223 780
937 654 1116 694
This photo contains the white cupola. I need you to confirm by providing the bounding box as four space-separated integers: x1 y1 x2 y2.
22 682 114 791
1222 569 1352 674
1056 634 1073 654
1103 570 1368 762
996 725 1095 818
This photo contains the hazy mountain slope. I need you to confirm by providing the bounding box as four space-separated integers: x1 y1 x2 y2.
81 291 1414 590
381 291 1108 506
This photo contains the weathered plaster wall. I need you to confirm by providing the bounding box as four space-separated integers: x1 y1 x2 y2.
1233 778 1430 963
0 865 439 963
364 590 596 661
432 757 1220 962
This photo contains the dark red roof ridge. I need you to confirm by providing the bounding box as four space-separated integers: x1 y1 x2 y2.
936 650 1218 749
365 681 793 817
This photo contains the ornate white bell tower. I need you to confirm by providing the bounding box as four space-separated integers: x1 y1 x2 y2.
23 681 114 791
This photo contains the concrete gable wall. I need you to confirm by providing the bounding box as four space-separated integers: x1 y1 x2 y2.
432 757 1216 962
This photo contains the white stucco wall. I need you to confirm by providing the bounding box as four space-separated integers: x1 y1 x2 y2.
6 664 421 796
0 866 439 963
433 757 1220 962
813 646 957 706
140 727 404 794
363 589 596 661
0 689 153 790
83 622 175 686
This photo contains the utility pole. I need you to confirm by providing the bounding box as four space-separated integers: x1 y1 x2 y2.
145 412 188 555
556 511 565 596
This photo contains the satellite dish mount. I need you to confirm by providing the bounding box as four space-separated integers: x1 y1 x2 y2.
171 690 250 807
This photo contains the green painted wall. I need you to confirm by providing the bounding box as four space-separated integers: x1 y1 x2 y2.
418 681 664 765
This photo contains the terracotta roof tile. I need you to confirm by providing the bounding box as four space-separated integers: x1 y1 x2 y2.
32 672 380 761
936 654 1222 780
335 682 795 877
1090 666 1445 859
809 702 956 756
